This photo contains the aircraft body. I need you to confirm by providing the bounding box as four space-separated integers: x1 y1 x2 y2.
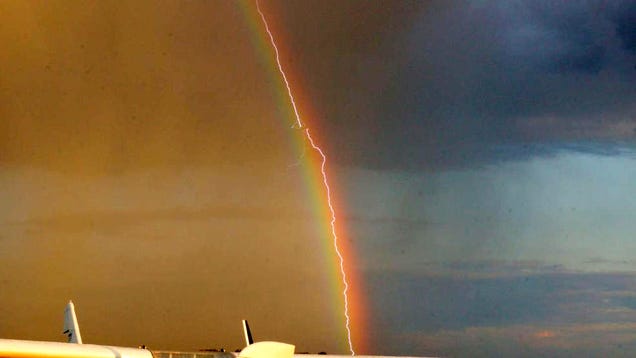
0 301 295 358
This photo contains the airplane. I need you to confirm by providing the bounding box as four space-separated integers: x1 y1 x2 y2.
0 301 294 358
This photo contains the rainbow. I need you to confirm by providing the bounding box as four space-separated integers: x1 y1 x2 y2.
236 1 368 354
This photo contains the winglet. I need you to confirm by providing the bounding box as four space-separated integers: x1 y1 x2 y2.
63 300 83 344
242 320 254 346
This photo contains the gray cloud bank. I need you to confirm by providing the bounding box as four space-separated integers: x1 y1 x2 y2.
337 152 636 273
364 268 636 357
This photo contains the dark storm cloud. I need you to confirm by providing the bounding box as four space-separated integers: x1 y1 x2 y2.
271 0 636 170
615 1 636 54
510 1 610 74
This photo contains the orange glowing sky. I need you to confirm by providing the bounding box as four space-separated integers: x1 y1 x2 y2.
0 0 350 353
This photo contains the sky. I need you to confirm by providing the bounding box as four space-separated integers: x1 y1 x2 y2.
1 0 636 356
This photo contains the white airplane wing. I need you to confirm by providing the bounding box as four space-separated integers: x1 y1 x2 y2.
0 339 153 358
0 301 153 358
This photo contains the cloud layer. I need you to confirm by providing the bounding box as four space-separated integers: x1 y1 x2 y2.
269 0 636 169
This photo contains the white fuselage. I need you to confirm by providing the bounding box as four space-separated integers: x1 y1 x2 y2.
294 355 434 358
0 339 153 358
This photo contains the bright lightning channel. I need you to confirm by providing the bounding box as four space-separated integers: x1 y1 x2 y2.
255 1 356 355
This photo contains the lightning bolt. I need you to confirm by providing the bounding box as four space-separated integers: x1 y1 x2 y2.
255 1 356 355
